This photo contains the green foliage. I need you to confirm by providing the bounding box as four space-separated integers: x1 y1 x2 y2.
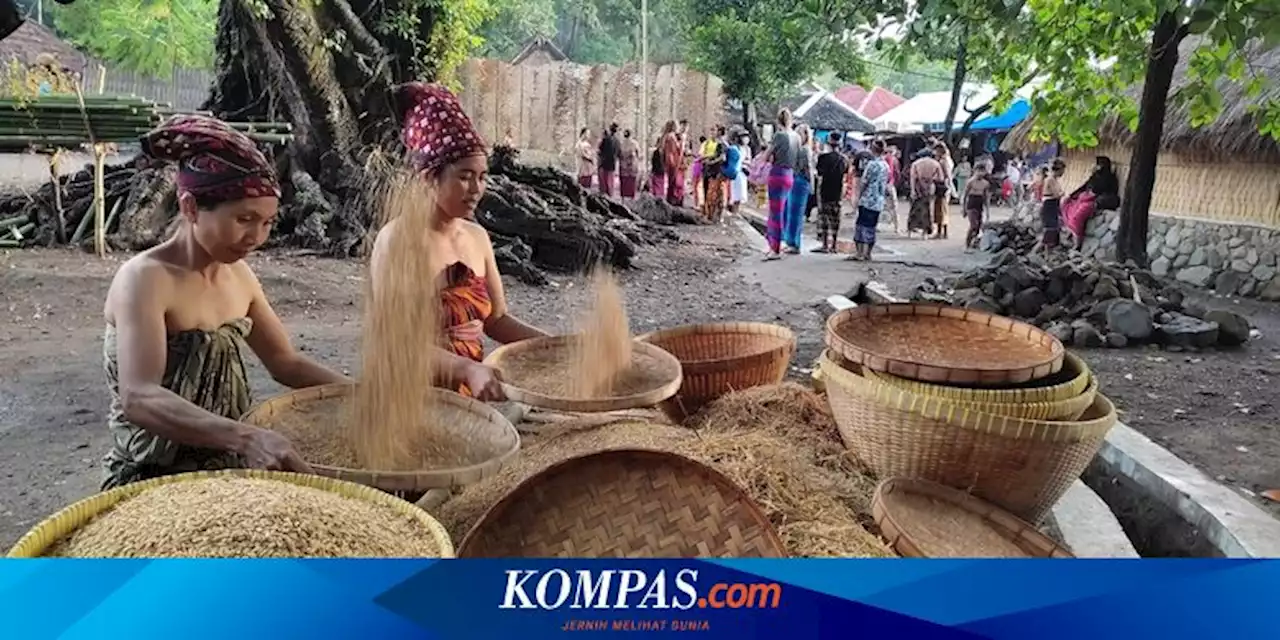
377 0 493 87
50 0 219 77
476 0 686 66
675 0 902 106
1007 0 1280 147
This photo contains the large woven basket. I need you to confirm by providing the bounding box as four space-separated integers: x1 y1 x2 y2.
484 335 683 413
871 477 1072 558
242 383 520 493
867 367 1098 421
819 352 1116 523
864 351 1093 404
7 469 455 558
457 448 787 558
826 303 1065 385
636 322 796 421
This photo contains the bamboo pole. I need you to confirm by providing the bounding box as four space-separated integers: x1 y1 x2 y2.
48 150 64 243
93 142 106 257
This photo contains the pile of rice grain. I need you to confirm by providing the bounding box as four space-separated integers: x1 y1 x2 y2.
438 384 891 558
50 478 442 558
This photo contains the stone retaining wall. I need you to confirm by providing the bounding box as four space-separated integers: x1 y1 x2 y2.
1076 209 1280 301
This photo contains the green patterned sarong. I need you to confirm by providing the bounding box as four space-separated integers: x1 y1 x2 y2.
101 318 254 490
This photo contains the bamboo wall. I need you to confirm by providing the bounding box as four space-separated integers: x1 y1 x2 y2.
1058 144 1280 229
457 58 725 170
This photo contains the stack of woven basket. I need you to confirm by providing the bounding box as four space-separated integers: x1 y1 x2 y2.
818 303 1116 525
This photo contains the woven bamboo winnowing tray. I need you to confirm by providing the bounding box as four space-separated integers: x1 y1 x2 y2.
457 448 788 558
819 353 1117 524
7 469 455 558
825 303 1065 385
483 335 683 413
242 383 520 493
636 322 796 421
865 351 1093 404
871 477 1072 559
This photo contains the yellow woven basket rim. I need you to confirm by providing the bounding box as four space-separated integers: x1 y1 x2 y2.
7 469 456 558
635 322 797 365
865 351 1093 403
818 351 1116 442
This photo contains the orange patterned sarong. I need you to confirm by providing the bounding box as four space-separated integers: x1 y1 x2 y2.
440 262 492 396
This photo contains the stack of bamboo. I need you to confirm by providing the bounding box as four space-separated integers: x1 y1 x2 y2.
0 94 293 150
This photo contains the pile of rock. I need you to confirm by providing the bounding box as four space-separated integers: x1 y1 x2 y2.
910 249 1252 350
976 219 1039 255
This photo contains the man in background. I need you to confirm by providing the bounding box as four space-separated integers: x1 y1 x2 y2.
597 122 621 196
812 131 849 253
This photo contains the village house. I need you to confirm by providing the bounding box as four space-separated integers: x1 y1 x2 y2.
1002 45 1280 299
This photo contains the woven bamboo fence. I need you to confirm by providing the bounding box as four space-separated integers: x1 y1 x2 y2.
456 58 726 171
1055 144 1280 229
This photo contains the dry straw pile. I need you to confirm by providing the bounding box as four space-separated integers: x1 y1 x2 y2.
51 478 442 558
438 383 892 558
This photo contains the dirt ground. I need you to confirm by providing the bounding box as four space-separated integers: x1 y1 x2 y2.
0 224 822 548
2 208 1277 550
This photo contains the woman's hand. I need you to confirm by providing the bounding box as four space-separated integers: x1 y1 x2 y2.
239 427 315 474
463 361 507 401
447 319 485 344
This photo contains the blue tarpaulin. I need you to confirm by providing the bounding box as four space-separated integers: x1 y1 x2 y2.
969 98 1030 131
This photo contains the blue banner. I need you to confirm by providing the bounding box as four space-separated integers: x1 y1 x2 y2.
0 559 1274 639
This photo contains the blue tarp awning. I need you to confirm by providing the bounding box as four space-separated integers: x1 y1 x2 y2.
969 98 1031 131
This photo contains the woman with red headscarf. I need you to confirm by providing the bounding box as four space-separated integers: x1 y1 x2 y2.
100 115 350 489
371 83 549 399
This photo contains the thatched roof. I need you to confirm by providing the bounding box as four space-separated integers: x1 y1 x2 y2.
1003 40 1280 158
0 22 88 74
511 37 568 65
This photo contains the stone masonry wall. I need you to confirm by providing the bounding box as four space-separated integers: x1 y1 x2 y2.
1076 210 1280 301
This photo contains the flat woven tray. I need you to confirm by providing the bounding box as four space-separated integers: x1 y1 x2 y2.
864 351 1093 404
457 448 787 558
483 335 683 413
636 322 795 421
825 303 1065 385
7 469 455 558
819 352 1117 523
242 383 520 493
871 477 1072 558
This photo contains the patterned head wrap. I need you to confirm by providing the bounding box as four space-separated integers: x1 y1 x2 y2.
141 114 280 201
396 82 487 175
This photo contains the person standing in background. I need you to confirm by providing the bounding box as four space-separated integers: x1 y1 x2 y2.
932 143 954 240
597 123 621 196
963 164 994 250
849 140 889 261
883 144 901 234
662 120 684 206
728 133 749 213
702 126 728 222
576 127 595 189
812 131 848 254
762 109 798 261
782 124 814 254
618 129 640 199
649 135 667 197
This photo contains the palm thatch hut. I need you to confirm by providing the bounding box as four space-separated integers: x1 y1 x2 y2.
1003 42 1280 230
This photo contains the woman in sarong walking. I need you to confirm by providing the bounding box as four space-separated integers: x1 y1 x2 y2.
762 110 798 261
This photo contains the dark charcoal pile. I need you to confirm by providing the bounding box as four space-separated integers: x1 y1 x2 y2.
910 248 1252 350
0 145 703 286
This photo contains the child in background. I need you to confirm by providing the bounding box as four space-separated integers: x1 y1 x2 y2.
963 164 993 251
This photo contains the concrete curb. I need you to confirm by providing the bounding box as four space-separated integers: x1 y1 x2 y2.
1096 424 1280 558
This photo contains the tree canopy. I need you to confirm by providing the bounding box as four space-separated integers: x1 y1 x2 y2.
476 0 687 66
51 0 219 77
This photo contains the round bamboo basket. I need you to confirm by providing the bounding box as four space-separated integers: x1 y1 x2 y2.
865 365 1098 421
457 449 787 558
7 469 455 558
861 351 1093 404
818 352 1117 524
483 335 683 413
242 383 520 493
636 322 796 421
871 477 1072 558
825 303 1065 385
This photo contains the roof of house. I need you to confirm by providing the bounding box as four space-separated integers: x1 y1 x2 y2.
510 36 568 65
1002 39 1280 158
780 88 876 133
832 85 906 120
0 21 87 73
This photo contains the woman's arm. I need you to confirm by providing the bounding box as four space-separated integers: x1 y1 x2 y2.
113 265 254 452
242 265 352 389
477 227 549 344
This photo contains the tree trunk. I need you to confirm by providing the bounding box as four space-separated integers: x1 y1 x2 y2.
943 24 969 147
1117 11 1183 266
